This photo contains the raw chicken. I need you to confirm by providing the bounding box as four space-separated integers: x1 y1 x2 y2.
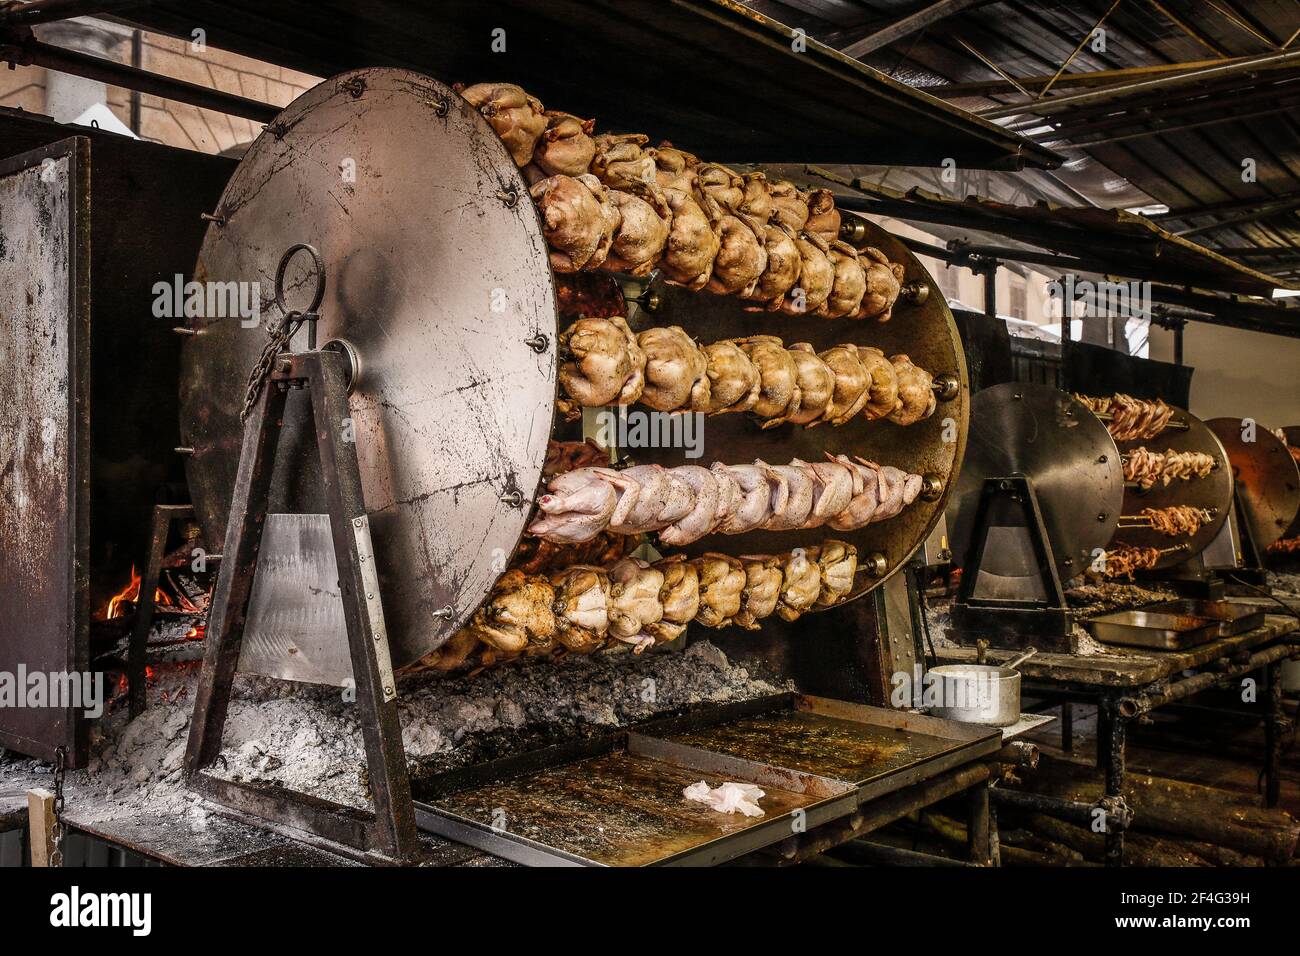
557 315 644 414
827 455 881 531
639 325 710 412
796 456 856 528
765 464 815 531
776 549 821 622
458 83 547 167
604 189 671 276
786 343 836 425
526 468 618 543
534 110 596 177
782 233 834 316
702 340 761 414
531 174 619 273
609 463 693 534
736 335 799 421
550 565 611 653
646 556 700 644
887 354 936 426
607 557 665 651
659 465 721 546
660 187 719 289
734 556 783 629
691 553 746 628
818 240 868 319
709 462 744 527
814 540 858 606
717 463 771 534
818 344 872 426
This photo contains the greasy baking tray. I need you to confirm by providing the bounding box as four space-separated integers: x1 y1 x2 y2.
1086 609 1221 650
1144 600 1267 637
412 693 1000 866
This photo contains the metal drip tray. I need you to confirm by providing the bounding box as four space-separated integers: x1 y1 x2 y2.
1086 600 1265 650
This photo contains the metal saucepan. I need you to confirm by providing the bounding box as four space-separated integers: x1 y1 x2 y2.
928 648 1037 727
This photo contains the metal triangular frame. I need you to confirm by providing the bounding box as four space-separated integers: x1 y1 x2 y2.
183 348 419 863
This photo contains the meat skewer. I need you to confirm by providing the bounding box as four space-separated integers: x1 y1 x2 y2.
1118 505 1215 537
1122 447 1216 490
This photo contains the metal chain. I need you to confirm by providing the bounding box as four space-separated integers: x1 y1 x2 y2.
50 745 66 868
240 310 303 422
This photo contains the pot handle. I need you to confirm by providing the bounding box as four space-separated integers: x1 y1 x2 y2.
1004 647 1038 670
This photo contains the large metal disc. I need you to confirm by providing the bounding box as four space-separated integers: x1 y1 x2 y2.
1280 426 1300 539
1207 418 1300 551
950 383 1123 581
624 214 967 603
179 68 557 674
1109 409 1233 568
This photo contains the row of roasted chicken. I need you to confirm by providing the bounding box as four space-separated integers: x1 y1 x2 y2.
408 543 860 673
558 317 936 427
459 82 904 318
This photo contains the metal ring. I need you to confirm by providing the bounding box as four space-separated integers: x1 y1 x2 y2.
274 242 326 315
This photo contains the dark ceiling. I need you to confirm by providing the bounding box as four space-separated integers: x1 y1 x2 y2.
744 0 1300 281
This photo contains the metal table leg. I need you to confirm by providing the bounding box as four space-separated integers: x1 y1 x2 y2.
1099 695 1127 867
1061 701 1073 754
1265 660 1284 809
967 777 991 865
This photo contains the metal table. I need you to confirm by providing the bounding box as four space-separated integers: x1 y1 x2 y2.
935 615 1300 865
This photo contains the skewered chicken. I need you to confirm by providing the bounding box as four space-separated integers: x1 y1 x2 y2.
742 224 803 310
660 187 719 289
818 344 873 426
776 548 822 621
798 456 856 528
648 142 699 193
607 557 665 650
887 354 937 426
734 555 784 629
736 335 800 422
609 464 693 534
691 553 746 627
1122 447 1215 490
782 233 834 316
512 532 629 576
695 163 746 216
458 83 547 166
707 214 768 295
786 344 836 425
466 570 556 655
857 346 901 420
857 247 905 321
766 463 816 531
1139 505 1213 537
543 438 609 477
738 171 773 224
819 240 868 319
590 132 656 191
526 468 619 543
604 189 671 276
639 325 710 412
550 565 611 653
813 540 858 606
531 174 619 273
827 455 878 530
718 462 777 535
701 340 761 414
557 315 644 416
1076 393 1176 442
804 189 841 244
768 179 810 233
1100 545 1161 579
534 111 597 177
659 465 722 546
646 555 700 644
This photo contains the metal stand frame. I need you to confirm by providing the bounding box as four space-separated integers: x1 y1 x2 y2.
183 349 420 863
952 476 1074 650
128 503 198 718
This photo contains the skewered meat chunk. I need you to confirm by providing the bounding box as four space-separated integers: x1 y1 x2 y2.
691 553 746 628
786 343 836 425
550 565 611 652
1076 394 1176 442
814 540 858 606
659 465 721 546
467 570 556 655
736 335 800 421
734 556 784 629
646 556 700 644
531 174 619 273
603 189 671 276
857 346 900 420
1123 448 1215 489
1100 545 1161 579
857 247 905 321
557 315 644 415
804 189 841 244
1140 505 1212 537
638 325 710 412
607 557 665 651
702 340 761 414
590 132 657 191
543 438 609 478
887 354 936 426
458 83 547 166
818 240 868 318
818 344 873 426
511 531 629 576
782 233 834 316
776 548 822 621
534 110 596 177
707 214 768 295
660 187 719 289
768 180 811 233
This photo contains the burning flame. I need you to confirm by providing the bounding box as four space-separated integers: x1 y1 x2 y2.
102 566 169 620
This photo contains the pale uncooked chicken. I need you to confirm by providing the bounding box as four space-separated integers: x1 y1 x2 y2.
786 343 836 425
765 464 815 531
660 187 719 289
639 325 710 411
534 110 596 177
815 540 858 606
610 463 693 534
550 565 611 653
734 556 783 629
658 465 721 546
736 336 799 421
776 549 821 622
707 215 768 296
702 340 761 414
558 315 643 412
710 462 744 527
887 354 936 426
818 240 868 319
526 469 618 543
818 344 872 426
691 553 746 628
782 233 834 316
797 457 856 528
857 346 901 420
828 456 881 531
603 189 671 276
804 189 841 244
607 557 665 651
717 463 772 534
531 174 619 273
458 83 548 166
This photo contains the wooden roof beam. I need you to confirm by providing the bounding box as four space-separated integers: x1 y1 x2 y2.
839 0 997 58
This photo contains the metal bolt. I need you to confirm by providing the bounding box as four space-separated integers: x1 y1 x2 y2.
639 290 662 313
931 374 960 402
384 686 394 697
431 605 454 620
200 211 226 226
433 97 450 117
172 326 197 336
497 188 519 207
919 474 944 501
353 517 364 527
175 446 195 456
525 333 549 353
1097 513 1107 521
1098 455 1108 463
901 280 930 305
500 491 524 507
366 592 374 600
864 552 889 578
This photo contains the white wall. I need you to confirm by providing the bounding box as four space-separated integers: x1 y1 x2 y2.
1150 323 1300 428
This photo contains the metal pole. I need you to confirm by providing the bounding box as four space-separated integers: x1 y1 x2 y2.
0 0 154 27
983 260 997 318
